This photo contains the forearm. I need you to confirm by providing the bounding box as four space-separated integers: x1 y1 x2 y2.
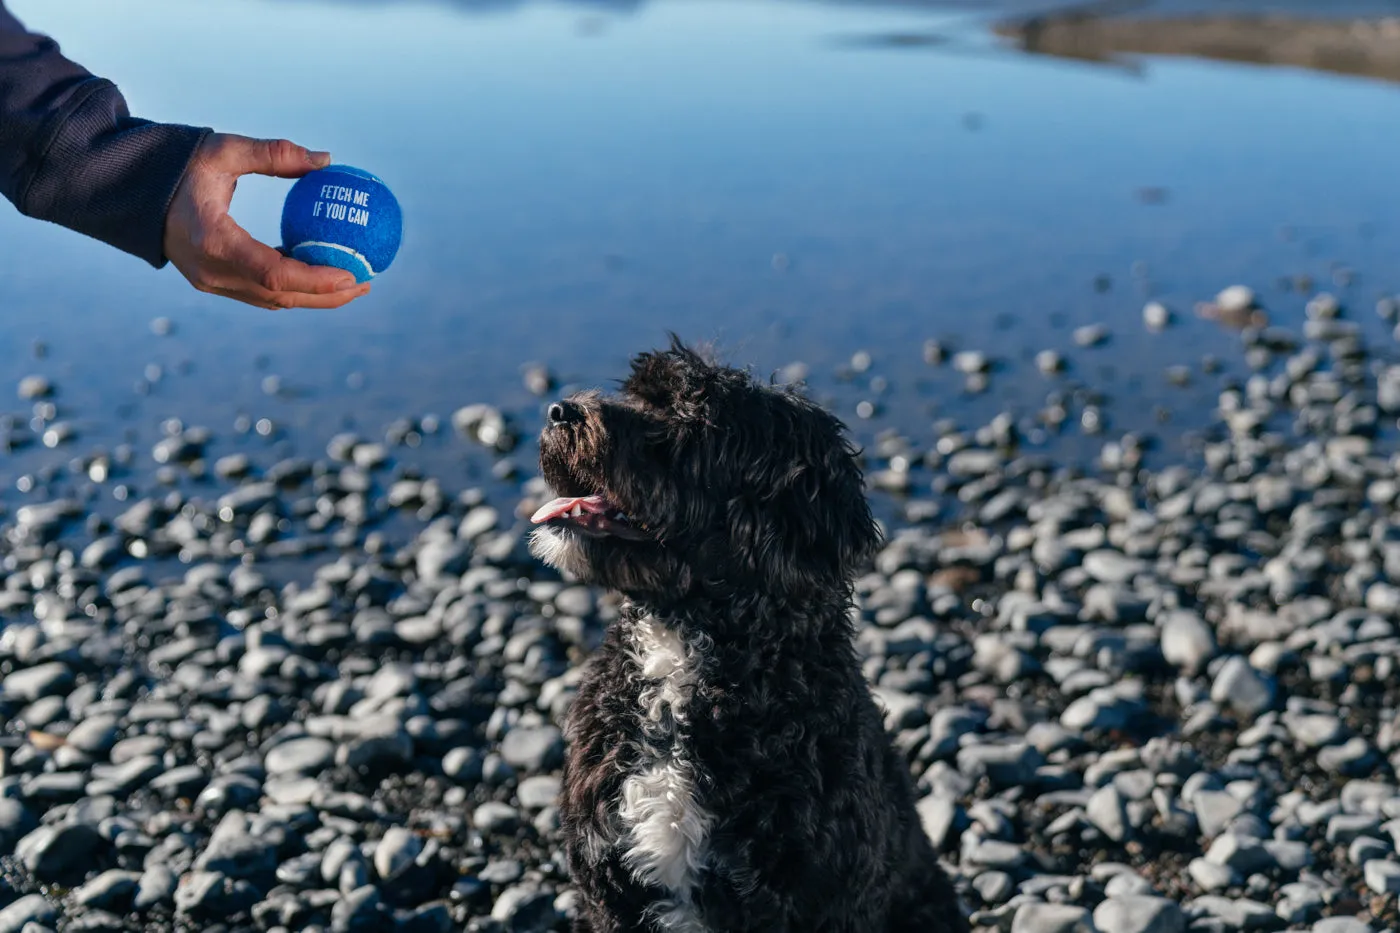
0 3 211 267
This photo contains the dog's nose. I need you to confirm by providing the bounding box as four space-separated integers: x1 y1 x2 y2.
548 401 582 425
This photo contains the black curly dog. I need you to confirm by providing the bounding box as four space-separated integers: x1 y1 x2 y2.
529 339 968 933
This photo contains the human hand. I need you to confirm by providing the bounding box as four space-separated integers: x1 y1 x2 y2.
162 134 373 310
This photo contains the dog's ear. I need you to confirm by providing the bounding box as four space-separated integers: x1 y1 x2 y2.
624 337 718 423
726 394 882 592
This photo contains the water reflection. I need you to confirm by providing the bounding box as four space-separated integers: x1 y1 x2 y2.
995 6 1400 86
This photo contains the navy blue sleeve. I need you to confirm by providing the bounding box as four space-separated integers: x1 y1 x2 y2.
0 2 211 268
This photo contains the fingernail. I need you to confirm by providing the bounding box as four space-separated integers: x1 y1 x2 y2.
308 150 332 167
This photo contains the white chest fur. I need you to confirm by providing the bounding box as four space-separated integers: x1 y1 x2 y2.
617 616 713 932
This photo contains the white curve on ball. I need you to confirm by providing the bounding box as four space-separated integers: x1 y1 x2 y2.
293 241 376 278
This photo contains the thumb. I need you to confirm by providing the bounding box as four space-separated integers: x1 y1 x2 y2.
221 136 332 179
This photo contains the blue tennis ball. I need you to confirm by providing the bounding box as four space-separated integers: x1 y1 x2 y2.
280 164 402 284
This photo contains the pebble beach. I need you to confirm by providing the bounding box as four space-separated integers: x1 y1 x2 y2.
8 1 1400 931
4 283 1400 933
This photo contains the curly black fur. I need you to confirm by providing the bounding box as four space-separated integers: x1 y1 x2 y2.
530 338 969 933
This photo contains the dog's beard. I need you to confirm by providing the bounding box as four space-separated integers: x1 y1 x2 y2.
529 525 591 577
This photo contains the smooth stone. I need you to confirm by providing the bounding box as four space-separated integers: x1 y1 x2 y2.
1092 895 1185 933
1160 612 1217 673
973 870 1014 904
1204 833 1274 874
2 663 74 702
443 746 484 783
917 795 962 849
16 822 105 881
1326 814 1382 846
1192 790 1244 840
1074 324 1109 347
0 798 38 850
0 895 57 933
1364 858 1400 894
1082 550 1147 584
479 859 525 885
1187 858 1235 892
1087 785 1130 842
1011 903 1096 933
1188 896 1277 930
1210 657 1275 718
374 825 423 881
962 837 1026 869
134 865 179 909
72 869 142 910
264 736 337 775
1313 921 1372 933
956 742 1045 787
490 883 557 926
1286 714 1345 748
173 870 258 918
149 765 209 798
65 715 121 754
473 802 521 835
517 775 562 810
193 814 277 879
1216 285 1256 313
499 726 564 772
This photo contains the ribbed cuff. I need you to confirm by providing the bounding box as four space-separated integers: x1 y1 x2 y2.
18 79 211 268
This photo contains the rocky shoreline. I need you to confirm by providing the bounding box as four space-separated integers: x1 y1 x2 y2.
4 288 1400 932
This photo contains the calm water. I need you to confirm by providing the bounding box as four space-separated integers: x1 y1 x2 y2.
4 0 1400 501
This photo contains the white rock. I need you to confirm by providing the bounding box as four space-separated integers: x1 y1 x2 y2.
1216 285 1256 314
1364 858 1400 894
1093 895 1185 933
1011 903 1096 933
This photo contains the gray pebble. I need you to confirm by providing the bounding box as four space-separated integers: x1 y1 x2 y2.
473 802 521 835
479 859 525 885
193 812 277 879
1092 895 1185 933
490 883 557 927
1159 612 1216 673
1364 858 1400 894
956 742 1044 787
1313 921 1373 933
373 825 422 882
72 869 142 910
1087 785 1130 842
1082 550 1146 584
0 798 38 850
65 715 121 754
265 736 337 775
972 870 1014 904
134 865 179 910
1209 657 1275 718
2 662 74 702
0 895 57 933
1204 832 1274 874
1187 858 1235 892
1074 324 1109 348
444 746 485 783
1010 903 1095 933
517 774 562 810
16 822 105 881
1215 285 1256 314
1143 302 1172 331
499 725 564 772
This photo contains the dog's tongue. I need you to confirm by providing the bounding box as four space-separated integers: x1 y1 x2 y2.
530 495 610 525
